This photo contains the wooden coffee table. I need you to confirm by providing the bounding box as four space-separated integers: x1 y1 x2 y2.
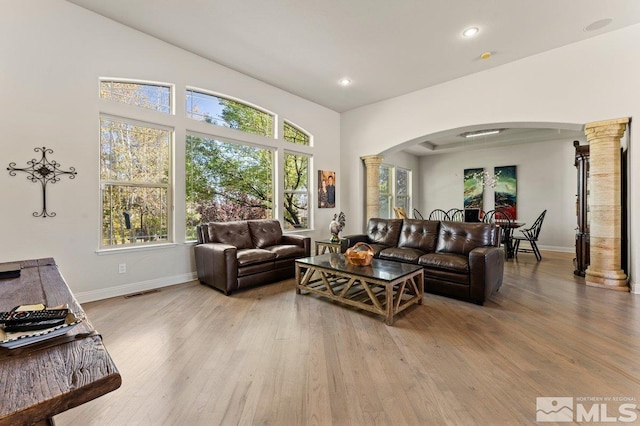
295 253 424 325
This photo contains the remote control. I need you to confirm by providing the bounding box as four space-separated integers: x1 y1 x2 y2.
2 318 67 332
0 308 68 324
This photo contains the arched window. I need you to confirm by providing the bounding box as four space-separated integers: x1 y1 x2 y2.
186 89 275 138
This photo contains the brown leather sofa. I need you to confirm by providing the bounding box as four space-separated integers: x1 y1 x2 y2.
194 219 310 295
342 218 504 305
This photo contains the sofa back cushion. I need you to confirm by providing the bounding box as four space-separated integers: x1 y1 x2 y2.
398 219 440 252
248 219 283 248
367 218 402 247
436 221 499 255
207 221 253 249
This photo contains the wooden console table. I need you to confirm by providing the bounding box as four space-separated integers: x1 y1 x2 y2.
0 258 121 425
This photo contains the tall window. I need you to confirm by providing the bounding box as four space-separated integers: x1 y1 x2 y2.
282 122 310 230
283 152 309 230
379 165 392 219
100 117 171 247
378 165 411 219
395 167 411 213
186 89 274 138
185 134 273 240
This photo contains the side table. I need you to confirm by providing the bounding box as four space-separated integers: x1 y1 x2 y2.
315 239 344 255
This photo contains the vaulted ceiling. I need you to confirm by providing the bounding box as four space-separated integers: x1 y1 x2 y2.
66 1 640 153
66 0 640 112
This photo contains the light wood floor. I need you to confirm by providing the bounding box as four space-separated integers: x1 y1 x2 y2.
55 252 640 425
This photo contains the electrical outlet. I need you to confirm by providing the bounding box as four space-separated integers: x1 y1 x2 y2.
118 263 126 274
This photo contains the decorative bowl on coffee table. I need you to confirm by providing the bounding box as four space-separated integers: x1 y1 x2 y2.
344 242 374 266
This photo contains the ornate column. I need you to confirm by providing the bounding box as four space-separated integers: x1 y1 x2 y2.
584 117 629 291
361 155 384 221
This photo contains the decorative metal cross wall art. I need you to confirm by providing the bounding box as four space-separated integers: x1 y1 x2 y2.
7 147 77 218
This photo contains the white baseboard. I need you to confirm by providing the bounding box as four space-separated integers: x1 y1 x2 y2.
630 279 638 294
75 272 198 304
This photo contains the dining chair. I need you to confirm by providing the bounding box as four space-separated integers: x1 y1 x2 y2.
483 209 514 259
446 208 464 222
483 209 512 223
428 209 450 221
482 209 495 223
412 208 424 220
513 210 547 261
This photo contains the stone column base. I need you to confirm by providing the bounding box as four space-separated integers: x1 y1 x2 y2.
585 267 629 292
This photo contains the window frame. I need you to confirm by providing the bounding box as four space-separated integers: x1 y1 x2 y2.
394 166 412 214
98 78 315 250
185 87 277 139
99 77 173 114
283 120 312 147
184 131 276 240
99 114 174 249
379 164 393 219
379 164 412 219
283 150 311 230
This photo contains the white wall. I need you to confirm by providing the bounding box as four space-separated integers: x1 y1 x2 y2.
0 1 340 301
418 139 576 251
341 24 640 290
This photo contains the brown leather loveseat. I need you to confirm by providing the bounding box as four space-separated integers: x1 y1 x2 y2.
194 219 310 295
342 218 504 305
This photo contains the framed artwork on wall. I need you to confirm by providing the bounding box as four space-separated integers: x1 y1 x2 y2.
463 167 484 210
318 170 336 208
494 165 517 219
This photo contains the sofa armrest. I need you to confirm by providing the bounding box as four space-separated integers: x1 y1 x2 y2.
341 234 369 249
194 243 239 295
281 234 311 256
468 246 505 304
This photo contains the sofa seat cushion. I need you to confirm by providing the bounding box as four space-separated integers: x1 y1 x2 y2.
238 261 275 277
265 244 306 259
237 248 277 266
419 252 469 274
379 247 426 263
368 243 391 258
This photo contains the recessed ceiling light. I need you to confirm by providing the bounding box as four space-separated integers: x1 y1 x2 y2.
462 27 479 38
480 51 492 60
338 78 352 86
585 18 613 32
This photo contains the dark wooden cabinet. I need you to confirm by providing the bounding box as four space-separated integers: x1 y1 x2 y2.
574 140 589 276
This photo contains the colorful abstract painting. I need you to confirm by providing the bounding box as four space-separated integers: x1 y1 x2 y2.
494 165 517 219
463 168 484 209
